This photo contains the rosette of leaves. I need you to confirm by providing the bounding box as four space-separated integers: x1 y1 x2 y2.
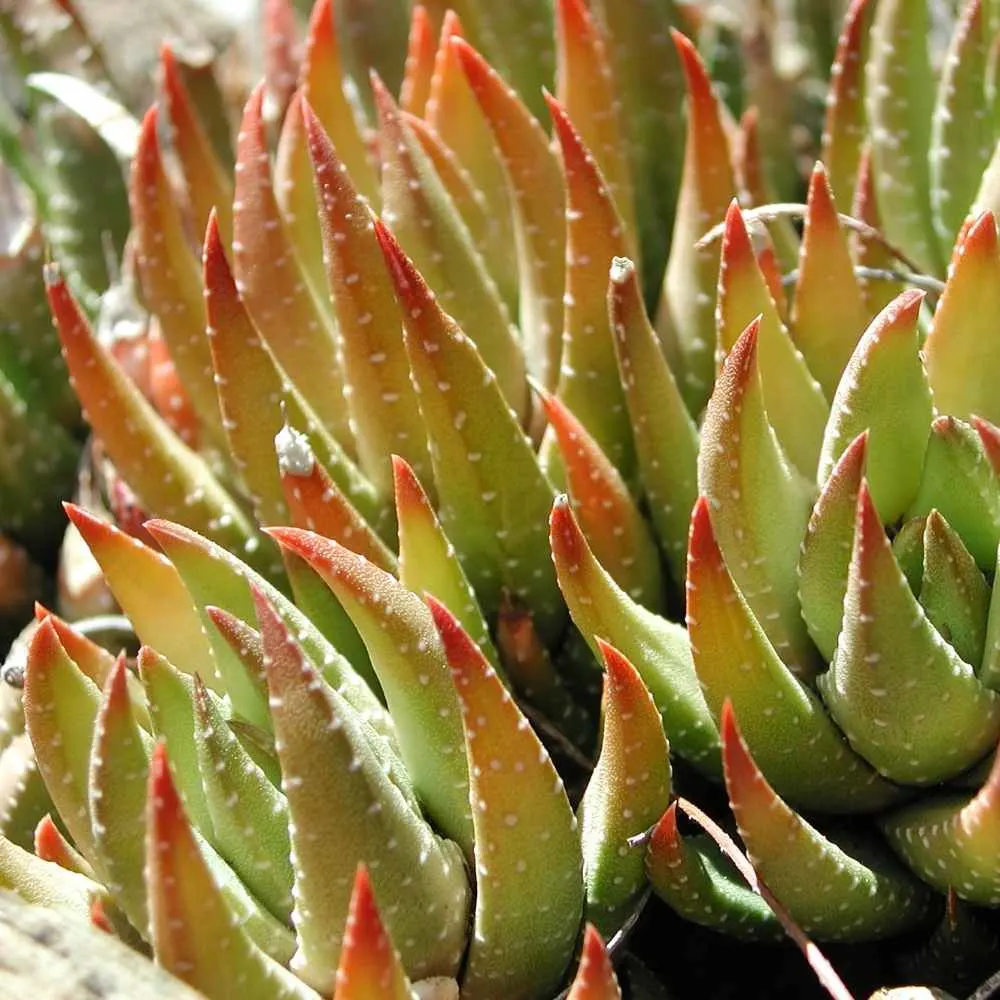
6 0 1000 997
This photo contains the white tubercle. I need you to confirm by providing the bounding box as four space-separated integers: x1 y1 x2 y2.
609 255 635 285
275 422 316 477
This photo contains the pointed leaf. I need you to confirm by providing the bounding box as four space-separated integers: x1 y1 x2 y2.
656 30 737 413
543 391 664 609
866 0 943 274
566 925 622 1000
256 591 469 993
579 641 671 936
146 745 312 1000
819 290 931 523
232 83 353 448
47 266 261 566
925 212 1000 426
429 597 583 1000
687 497 898 813
920 509 990 667
267 527 471 855
373 75 526 421
89 656 151 936
698 319 819 678
453 38 565 392
550 496 720 774
791 163 868 401
798 432 868 661
931 0 993 248
374 220 564 641
881 747 1000 905
192 675 293 922
715 201 828 478
607 256 699 587
721 703 932 941
303 100 432 498
0 832 103 920
851 147 904 320
819 482 1000 784
393 455 499 670
129 107 222 441
542 93 635 481
401 5 435 115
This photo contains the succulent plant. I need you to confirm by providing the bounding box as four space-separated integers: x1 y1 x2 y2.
6 0 1000 998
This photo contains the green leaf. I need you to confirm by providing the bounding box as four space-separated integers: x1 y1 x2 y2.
145 744 313 1000
374 219 565 642
267 527 472 856
688 496 898 813
721 702 932 941
429 596 583 1000
819 482 1000 784
550 495 720 774
698 318 819 679
254 590 469 993
818 290 932 524
579 641 670 936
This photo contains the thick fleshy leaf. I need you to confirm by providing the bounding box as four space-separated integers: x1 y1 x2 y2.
930 0 993 248
262 0 299 122
160 44 233 244
656 30 736 414
866 0 943 274
607 256 699 588
453 37 565 393
128 107 221 442
255 591 469 993
645 802 779 941
425 12 516 311
542 93 635 481
203 212 286 562
137 647 214 836
907 415 1000 570
721 703 932 941
143 519 395 747
47 267 261 567
892 516 928 595
920 510 990 667
299 0 377 203
393 456 499 670
579 641 670 936
232 83 353 449
791 163 868 401
428 597 583 1000
687 497 897 813
374 220 564 641
698 319 818 679
818 290 931 523
33 814 92 878
89 656 151 936
333 866 413 1000
820 0 872 208
798 432 868 661
819 482 1000 784
401 5 435 115
881 746 1000 905
543 392 663 609
565 925 621 1000
22 618 101 865
373 75 527 422
63 504 219 690
145 745 312 1000
267 527 471 854
0 832 103 920
34 605 115 691
303 100 432 498
588 0 683 303
550 496 720 774
192 675 293 922
924 212 1000 426
982 542 1000 689
715 201 828 478
555 0 636 258
850 147 904 321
